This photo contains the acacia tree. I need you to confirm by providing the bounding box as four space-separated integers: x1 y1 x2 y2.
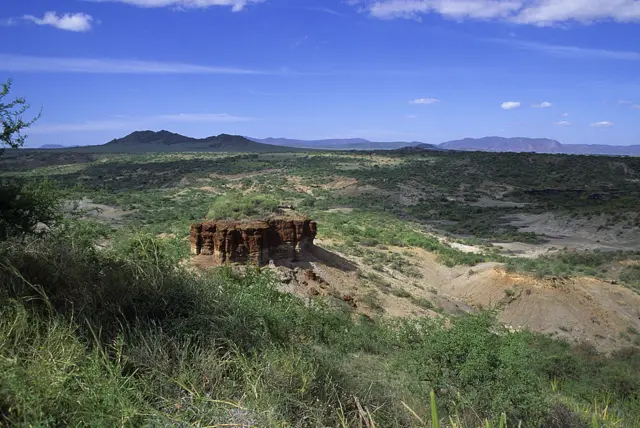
1 78 41 151
0 79 57 239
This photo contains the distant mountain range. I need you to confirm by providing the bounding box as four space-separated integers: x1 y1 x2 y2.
248 137 442 151
33 132 640 156
438 137 640 156
66 130 300 153
253 136 640 156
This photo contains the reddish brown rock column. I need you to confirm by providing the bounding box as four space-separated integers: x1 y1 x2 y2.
190 218 316 266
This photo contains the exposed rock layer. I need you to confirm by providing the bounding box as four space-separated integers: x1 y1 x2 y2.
190 218 317 266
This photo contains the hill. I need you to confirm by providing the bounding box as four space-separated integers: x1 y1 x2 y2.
38 144 67 149
250 137 422 150
440 136 640 156
70 130 303 153
413 142 448 151
440 137 563 153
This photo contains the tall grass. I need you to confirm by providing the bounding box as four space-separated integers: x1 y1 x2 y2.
1 227 639 426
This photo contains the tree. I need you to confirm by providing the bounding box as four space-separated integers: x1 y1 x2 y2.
0 79 57 240
1 78 41 151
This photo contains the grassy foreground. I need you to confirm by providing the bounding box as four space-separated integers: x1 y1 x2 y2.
0 223 639 427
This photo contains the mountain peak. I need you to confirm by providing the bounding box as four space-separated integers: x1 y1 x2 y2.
76 131 303 153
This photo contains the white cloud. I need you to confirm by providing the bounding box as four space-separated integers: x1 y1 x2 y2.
0 53 269 74
501 101 521 110
556 121 572 126
633 105 640 109
513 0 640 26
354 0 640 26
532 101 553 108
366 0 520 20
410 97 439 105
561 112 569 117
406 114 417 119
30 113 252 134
589 121 614 128
619 100 634 105
23 12 93 32
85 0 262 12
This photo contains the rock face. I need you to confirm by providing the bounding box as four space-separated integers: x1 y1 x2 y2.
190 218 317 266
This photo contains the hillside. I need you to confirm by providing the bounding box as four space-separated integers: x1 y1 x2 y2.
413 142 448 151
70 130 303 153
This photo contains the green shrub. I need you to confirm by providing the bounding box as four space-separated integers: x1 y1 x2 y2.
391 288 412 298
0 180 61 239
207 192 280 220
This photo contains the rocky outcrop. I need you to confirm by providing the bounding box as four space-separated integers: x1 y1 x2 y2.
190 218 317 266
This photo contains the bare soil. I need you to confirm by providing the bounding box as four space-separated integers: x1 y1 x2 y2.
265 241 640 353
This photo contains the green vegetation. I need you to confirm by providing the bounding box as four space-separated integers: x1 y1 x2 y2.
0 180 62 239
1 78 41 151
207 192 281 220
507 250 640 289
2 228 640 426
620 265 640 292
316 210 493 267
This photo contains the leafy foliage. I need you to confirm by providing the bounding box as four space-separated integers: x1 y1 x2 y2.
1 79 40 151
0 180 62 239
207 192 281 220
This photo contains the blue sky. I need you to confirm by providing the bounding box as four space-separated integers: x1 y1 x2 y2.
1 0 640 147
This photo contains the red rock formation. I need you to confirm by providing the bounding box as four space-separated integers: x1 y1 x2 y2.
190 218 317 266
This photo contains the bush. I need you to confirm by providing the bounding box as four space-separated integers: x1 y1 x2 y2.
207 192 280 220
0 180 61 240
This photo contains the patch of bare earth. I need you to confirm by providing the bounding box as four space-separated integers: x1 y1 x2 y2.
70 198 135 226
507 212 640 251
272 240 640 352
287 175 359 195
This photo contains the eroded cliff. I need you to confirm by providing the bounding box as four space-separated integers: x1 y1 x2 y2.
190 217 317 266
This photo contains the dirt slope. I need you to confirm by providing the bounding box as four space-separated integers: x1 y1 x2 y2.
286 243 640 353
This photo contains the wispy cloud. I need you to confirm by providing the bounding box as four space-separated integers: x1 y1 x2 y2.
486 38 640 61
632 105 640 110
619 100 634 105
410 97 439 105
84 0 263 12
556 121 572 126
561 112 569 117
0 53 273 74
291 35 308 49
0 18 17 26
590 121 614 128
351 0 640 26
532 101 553 108
501 101 521 110
406 114 417 119
22 12 94 32
30 113 252 134
306 7 344 17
